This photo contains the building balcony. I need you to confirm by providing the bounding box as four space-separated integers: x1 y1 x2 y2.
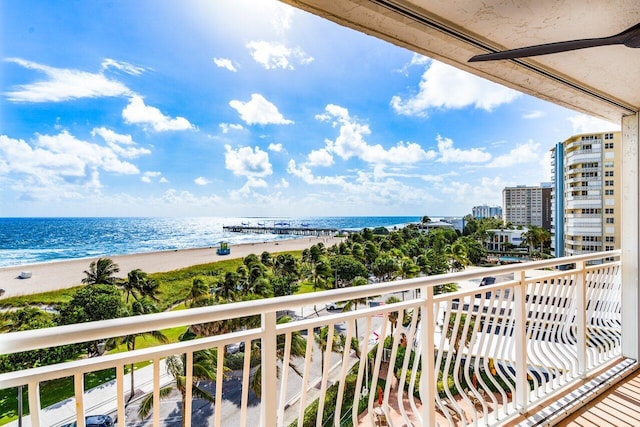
0 251 627 427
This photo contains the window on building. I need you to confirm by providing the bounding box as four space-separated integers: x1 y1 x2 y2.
605 133 614 140
605 189 614 195
605 208 614 214
605 161 614 168
605 171 614 177
605 142 614 149
605 236 615 243
606 218 615 224
606 246 614 251
605 180 614 186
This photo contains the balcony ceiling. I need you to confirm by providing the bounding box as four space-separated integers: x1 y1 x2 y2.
282 0 639 123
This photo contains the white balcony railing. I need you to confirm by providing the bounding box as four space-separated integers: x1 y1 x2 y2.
0 251 622 426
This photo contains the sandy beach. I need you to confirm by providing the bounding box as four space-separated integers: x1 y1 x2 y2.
0 237 330 298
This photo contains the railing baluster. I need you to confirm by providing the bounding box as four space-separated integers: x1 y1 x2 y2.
514 270 529 413
297 326 314 427
575 261 587 378
420 286 436 427
278 332 292 427
153 357 160 427
27 381 41 427
241 340 251 427
316 323 334 427
116 364 125 426
261 311 278 426
74 373 86 427
185 352 193 427
215 346 224 426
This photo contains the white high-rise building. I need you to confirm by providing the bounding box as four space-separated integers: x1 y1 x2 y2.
551 131 621 257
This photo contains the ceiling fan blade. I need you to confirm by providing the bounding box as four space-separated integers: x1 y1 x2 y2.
469 22 640 62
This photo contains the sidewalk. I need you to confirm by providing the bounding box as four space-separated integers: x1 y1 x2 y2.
8 360 173 427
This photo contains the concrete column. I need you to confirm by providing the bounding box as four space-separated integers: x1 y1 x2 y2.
621 113 639 359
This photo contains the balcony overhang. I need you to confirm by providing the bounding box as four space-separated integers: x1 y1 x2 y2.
282 0 640 123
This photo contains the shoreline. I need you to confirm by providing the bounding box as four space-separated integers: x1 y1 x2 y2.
0 237 332 298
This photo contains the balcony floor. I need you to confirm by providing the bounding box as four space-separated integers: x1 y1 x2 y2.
557 368 640 426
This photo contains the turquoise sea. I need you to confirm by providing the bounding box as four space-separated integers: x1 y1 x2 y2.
0 217 420 268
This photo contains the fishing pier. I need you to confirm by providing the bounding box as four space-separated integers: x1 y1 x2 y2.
223 224 338 236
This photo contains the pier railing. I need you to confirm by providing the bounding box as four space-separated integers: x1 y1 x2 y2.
0 251 623 426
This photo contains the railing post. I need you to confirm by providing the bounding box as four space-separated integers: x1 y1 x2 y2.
514 270 529 413
420 285 435 426
575 260 587 377
261 311 278 426
74 373 86 427
27 382 41 427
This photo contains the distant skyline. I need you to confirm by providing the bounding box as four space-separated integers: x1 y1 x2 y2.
0 0 620 217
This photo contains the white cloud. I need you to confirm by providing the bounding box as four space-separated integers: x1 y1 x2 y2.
306 149 334 167
396 53 430 74
276 178 289 188
161 189 221 206
268 143 283 152
287 160 346 185
122 96 195 131
224 145 273 177
4 58 132 102
213 57 238 72
436 135 491 163
235 176 268 196
522 110 545 119
246 40 313 70
317 104 436 164
229 93 293 125
219 123 244 133
194 176 210 185
101 58 146 75
486 140 540 168
437 176 507 206
568 114 620 134
391 60 520 116
141 171 162 183
91 127 151 158
0 131 143 201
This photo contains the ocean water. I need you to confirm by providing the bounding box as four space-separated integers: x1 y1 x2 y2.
0 217 419 268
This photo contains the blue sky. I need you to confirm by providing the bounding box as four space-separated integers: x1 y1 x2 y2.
0 0 619 217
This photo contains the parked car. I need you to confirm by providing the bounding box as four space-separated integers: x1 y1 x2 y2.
61 415 114 427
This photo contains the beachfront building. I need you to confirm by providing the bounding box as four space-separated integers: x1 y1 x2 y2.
472 204 502 219
551 131 622 258
484 228 527 252
4 3 640 427
502 184 552 230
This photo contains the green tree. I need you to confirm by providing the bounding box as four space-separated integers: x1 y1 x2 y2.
371 254 399 282
82 258 120 285
249 315 307 397
186 278 210 307
385 296 402 336
314 326 345 376
121 298 168 401
59 284 125 324
138 332 220 427
330 255 368 288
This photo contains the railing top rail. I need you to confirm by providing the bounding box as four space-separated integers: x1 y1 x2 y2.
0 250 620 355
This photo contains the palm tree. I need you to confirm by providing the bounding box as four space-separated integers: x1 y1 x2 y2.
250 315 307 397
314 325 345 376
82 258 120 285
138 332 220 427
186 278 210 307
342 276 370 339
385 296 402 336
122 298 168 401
445 241 470 272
